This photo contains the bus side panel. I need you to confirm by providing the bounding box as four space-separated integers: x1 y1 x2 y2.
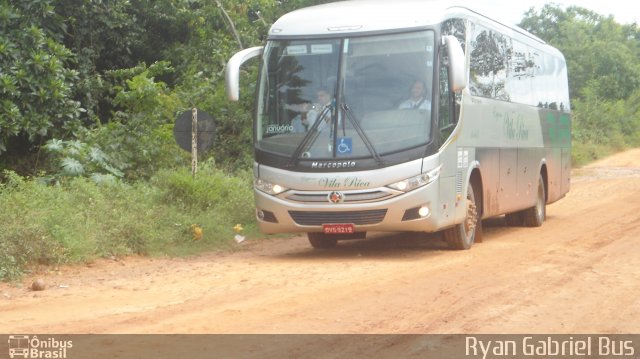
544 147 563 202
541 110 572 203
499 147 519 214
542 147 571 204
517 146 546 208
437 174 458 228
459 96 547 217
476 148 500 218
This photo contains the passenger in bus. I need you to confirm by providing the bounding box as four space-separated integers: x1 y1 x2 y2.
291 88 333 132
398 80 431 110
291 101 313 133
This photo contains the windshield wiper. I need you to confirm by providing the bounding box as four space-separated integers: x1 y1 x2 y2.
287 103 333 167
341 103 384 166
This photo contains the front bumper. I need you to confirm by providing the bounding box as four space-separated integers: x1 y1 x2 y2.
254 181 442 234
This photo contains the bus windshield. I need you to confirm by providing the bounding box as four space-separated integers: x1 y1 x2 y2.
256 30 436 166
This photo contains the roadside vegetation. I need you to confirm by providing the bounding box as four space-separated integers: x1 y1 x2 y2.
1 1 639 280
520 5 640 165
0 164 255 281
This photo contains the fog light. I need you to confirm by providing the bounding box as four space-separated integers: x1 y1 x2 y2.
418 206 430 217
257 209 265 220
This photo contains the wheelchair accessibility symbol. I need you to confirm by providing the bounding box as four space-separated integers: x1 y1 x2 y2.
337 137 352 156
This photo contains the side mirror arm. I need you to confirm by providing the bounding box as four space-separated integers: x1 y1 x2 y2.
225 46 264 101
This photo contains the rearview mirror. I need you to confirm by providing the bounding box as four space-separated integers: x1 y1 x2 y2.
443 36 467 93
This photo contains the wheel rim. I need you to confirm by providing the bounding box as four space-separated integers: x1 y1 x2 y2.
463 185 478 243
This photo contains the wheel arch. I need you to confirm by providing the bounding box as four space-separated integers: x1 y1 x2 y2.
465 162 484 218
539 160 549 203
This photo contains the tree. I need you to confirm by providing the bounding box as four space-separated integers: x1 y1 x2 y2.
0 0 81 154
520 4 640 101
0 0 345 175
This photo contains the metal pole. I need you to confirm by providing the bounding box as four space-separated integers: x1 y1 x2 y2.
191 107 198 176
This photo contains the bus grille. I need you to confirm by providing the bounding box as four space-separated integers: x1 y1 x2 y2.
285 190 394 203
289 209 387 226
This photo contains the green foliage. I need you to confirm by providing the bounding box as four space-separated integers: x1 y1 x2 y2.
43 138 123 182
0 167 255 281
0 170 82 280
520 5 640 102
97 62 185 180
50 0 186 122
1 0 332 174
153 160 254 222
0 0 82 154
49 61 186 181
570 88 640 165
166 1 281 171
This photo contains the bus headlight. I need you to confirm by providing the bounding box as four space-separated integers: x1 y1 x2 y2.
387 166 441 192
255 179 288 195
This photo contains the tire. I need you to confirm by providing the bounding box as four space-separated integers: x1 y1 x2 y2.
307 232 338 249
444 181 479 250
523 175 546 227
504 212 524 226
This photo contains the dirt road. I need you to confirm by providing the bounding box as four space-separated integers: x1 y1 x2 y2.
1 149 639 334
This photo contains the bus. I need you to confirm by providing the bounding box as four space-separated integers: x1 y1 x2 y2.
225 0 571 249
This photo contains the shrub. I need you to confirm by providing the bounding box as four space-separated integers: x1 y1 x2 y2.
152 161 255 227
0 167 256 281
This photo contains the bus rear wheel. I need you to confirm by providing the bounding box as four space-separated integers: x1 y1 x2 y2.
444 182 479 250
307 233 338 249
523 175 546 227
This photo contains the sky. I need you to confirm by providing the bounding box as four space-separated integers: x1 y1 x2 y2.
471 0 639 25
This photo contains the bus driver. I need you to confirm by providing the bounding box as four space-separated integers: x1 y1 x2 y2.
398 80 431 111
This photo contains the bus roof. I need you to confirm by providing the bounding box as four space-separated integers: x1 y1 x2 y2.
268 0 546 46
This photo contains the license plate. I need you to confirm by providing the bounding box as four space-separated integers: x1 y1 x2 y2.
323 223 355 234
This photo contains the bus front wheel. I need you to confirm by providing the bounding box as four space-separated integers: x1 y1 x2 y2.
444 182 479 250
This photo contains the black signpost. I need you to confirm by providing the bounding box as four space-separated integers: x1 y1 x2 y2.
173 108 216 176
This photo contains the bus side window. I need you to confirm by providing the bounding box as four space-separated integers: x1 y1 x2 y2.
438 66 455 144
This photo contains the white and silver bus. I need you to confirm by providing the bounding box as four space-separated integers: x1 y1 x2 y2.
225 0 571 249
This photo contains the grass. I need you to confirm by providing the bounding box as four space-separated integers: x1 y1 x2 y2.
0 164 256 281
571 142 615 167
